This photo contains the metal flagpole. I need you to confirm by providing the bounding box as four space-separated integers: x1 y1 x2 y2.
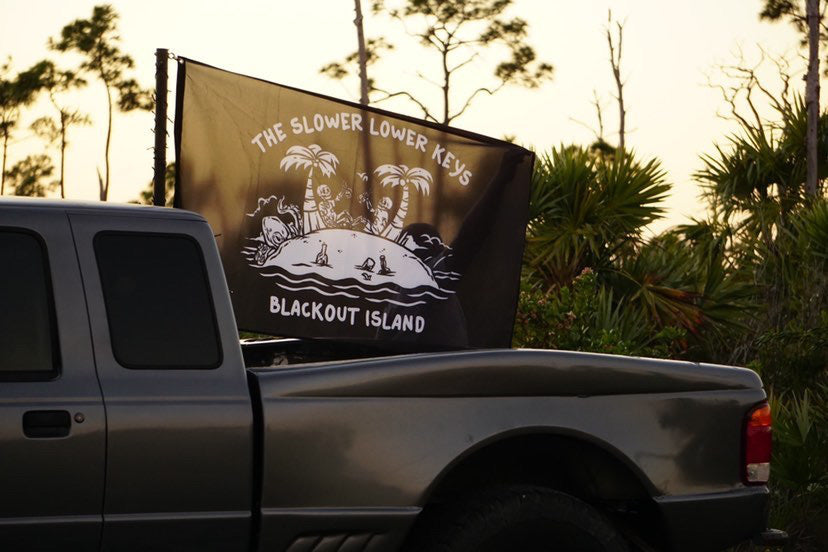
153 48 169 206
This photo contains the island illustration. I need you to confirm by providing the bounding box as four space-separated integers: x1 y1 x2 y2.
242 144 461 307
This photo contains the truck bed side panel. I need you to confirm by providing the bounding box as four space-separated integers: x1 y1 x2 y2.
251 350 766 549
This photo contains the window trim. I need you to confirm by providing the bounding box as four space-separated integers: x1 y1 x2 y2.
93 230 224 370
0 227 61 382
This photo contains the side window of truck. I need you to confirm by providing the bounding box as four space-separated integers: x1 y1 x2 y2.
94 232 222 369
0 230 60 380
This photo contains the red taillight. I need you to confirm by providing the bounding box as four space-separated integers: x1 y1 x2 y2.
743 402 772 485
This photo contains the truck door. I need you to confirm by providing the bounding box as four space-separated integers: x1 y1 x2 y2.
68 212 254 552
0 207 106 551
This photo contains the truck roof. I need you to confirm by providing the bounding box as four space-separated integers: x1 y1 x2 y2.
0 197 206 222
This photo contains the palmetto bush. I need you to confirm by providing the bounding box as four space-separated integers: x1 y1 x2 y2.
700 102 828 552
523 146 669 291
513 268 685 358
697 97 828 233
734 385 828 552
765 385 828 551
614 231 752 336
518 146 747 356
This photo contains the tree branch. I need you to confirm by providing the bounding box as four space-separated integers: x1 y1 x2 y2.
607 10 626 151
416 70 443 89
448 83 504 123
447 52 479 74
372 87 439 122
593 89 605 141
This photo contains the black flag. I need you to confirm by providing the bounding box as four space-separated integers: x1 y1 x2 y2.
175 59 533 350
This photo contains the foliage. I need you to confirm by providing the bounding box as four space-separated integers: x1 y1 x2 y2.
322 0 552 124
522 146 669 290
0 58 49 195
695 97 828 375
50 4 152 201
513 269 685 358
764 385 828 551
696 96 827 231
133 162 175 206
5 154 57 197
518 146 753 357
30 61 89 199
760 0 828 76
613 229 754 344
749 311 828 396
692 96 828 549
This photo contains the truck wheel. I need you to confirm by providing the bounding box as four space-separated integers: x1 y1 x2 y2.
405 485 629 552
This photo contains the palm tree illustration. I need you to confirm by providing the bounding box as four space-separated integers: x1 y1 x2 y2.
279 144 339 233
374 164 432 241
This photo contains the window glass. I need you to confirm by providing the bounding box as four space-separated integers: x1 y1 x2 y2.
94 232 222 369
0 231 59 378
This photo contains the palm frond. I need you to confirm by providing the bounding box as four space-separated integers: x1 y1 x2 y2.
280 144 339 176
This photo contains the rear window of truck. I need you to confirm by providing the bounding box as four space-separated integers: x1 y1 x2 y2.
94 232 222 369
0 230 60 379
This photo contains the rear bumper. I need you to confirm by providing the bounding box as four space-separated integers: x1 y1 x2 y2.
655 487 770 552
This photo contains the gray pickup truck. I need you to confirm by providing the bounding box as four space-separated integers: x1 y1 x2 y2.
1 199 781 552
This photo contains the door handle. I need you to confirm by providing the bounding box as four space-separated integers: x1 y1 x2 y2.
23 410 71 438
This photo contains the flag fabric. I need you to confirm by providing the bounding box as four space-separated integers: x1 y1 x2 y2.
175 58 533 350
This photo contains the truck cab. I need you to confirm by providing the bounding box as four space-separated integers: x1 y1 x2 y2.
0 200 253 551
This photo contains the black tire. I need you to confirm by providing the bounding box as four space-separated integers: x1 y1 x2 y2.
404 486 629 552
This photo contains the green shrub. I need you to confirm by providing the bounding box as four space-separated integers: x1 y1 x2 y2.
513 269 685 358
748 313 828 394
735 386 828 552
765 386 828 551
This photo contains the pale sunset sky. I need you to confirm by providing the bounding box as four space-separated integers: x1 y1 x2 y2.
0 1 817 232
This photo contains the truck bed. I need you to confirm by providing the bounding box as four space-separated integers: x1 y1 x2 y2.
247 347 767 551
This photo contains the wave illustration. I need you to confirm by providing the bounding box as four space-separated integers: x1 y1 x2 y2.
256 264 453 307
263 270 455 299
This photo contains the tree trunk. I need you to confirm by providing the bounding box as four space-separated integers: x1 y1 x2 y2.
382 183 409 240
442 47 450 125
438 46 450 227
302 170 323 233
353 0 374 218
102 80 113 201
607 12 626 152
1 132 7 195
354 0 369 106
59 112 66 199
805 0 820 197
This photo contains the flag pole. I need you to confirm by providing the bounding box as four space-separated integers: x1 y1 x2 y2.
153 48 169 206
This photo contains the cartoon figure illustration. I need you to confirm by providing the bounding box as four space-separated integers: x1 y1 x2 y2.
280 145 339 233
317 184 355 228
253 197 302 265
243 145 457 308
374 164 432 240
357 193 393 235
377 255 394 276
314 243 329 266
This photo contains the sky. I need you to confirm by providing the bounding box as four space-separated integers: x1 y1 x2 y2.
0 0 816 233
